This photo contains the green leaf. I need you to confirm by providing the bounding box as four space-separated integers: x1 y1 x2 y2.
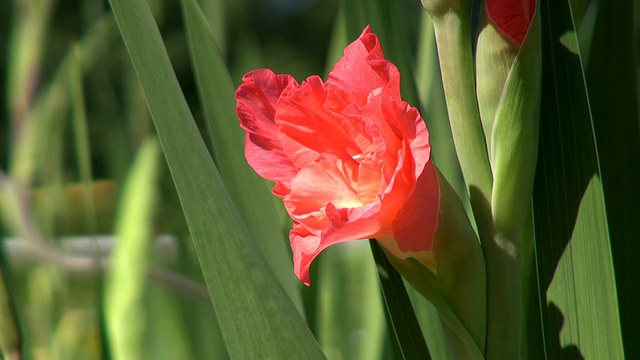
181 0 303 313
531 0 624 357
369 241 431 360
316 242 386 360
406 287 452 360
105 137 161 360
69 44 97 236
381 169 485 359
107 0 325 357
324 3 347 77
489 19 542 229
585 0 640 356
0 241 21 360
10 14 116 186
145 283 194 360
196 0 226 55
385 255 483 359
6 0 54 124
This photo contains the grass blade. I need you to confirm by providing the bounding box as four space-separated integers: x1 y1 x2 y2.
7 0 54 135
69 44 97 237
0 248 21 360
10 14 115 186
316 243 386 360
105 137 161 360
181 0 303 312
370 240 431 360
585 0 640 356
406 287 452 360
107 0 325 357
531 0 625 357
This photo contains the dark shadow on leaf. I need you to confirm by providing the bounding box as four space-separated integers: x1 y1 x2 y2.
529 0 604 355
546 302 585 360
586 0 640 357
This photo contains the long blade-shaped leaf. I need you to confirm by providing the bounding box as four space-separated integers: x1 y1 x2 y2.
316 243 386 360
181 0 303 312
585 0 640 356
107 0 325 358
370 240 431 360
105 137 161 360
0 249 20 360
531 0 624 357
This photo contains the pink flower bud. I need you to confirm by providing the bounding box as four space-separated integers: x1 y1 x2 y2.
486 0 536 45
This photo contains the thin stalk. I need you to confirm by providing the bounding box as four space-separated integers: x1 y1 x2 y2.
483 231 522 359
0 259 21 360
431 12 493 208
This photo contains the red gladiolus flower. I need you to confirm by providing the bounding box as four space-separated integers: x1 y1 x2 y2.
487 0 536 44
235 26 439 285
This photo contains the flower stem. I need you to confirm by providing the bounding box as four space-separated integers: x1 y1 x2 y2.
430 12 493 206
484 231 523 359
426 4 524 358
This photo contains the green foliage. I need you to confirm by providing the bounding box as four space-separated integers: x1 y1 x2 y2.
0 0 636 358
107 0 324 357
585 0 640 356
528 0 625 357
105 137 161 360
317 243 386 360
181 0 303 311
370 241 432 360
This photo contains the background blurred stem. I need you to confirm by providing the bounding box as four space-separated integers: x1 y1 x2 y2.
105 137 161 360
1 235 209 303
0 174 25 360
0 259 21 360
9 14 115 187
7 0 54 145
70 44 98 238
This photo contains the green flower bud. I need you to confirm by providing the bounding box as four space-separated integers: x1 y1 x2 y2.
382 167 486 358
476 2 542 236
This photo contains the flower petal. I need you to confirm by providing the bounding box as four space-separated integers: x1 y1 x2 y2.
391 161 439 252
285 160 362 218
235 69 299 188
291 201 386 284
277 76 363 168
327 26 401 99
486 0 536 44
236 27 440 287
290 223 322 286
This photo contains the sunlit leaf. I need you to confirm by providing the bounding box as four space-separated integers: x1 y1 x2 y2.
585 0 640 356
531 0 624 357
105 137 161 360
107 0 325 357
